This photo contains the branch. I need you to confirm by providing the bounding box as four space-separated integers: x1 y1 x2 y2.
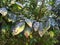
38 0 45 19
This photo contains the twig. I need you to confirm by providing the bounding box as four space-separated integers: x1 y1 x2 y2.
38 0 45 19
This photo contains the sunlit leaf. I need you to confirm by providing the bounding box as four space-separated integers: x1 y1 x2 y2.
25 18 33 28
11 0 16 4
18 6 22 10
0 8 7 16
12 21 25 36
1 28 6 34
15 2 23 8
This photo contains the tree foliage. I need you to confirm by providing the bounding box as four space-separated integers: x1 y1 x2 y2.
0 0 60 45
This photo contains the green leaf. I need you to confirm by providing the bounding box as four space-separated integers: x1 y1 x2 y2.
25 18 33 28
0 8 7 16
49 31 55 38
12 21 25 36
24 27 32 38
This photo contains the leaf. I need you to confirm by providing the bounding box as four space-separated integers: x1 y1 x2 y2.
12 21 25 36
8 13 17 22
38 21 50 37
10 0 16 4
0 8 7 16
48 17 59 30
8 0 16 6
18 6 22 10
48 17 56 27
1 28 6 34
38 22 44 37
15 2 23 8
25 18 33 28
33 22 39 31
1 24 10 34
44 20 51 31
24 27 32 38
49 31 55 38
